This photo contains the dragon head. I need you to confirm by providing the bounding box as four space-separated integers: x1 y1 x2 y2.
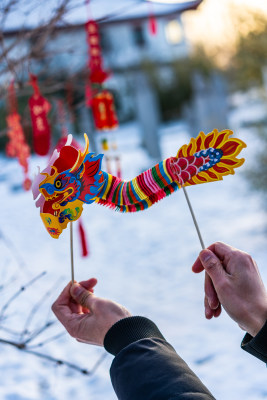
33 134 105 238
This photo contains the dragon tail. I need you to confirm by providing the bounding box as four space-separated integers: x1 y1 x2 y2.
95 129 246 212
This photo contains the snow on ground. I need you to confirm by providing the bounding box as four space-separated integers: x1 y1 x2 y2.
1 106 267 399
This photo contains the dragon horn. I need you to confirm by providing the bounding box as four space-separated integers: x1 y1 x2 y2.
70 133 89 173
39 166 58 184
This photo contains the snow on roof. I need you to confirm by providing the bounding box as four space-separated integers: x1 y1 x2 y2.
2 0 202 32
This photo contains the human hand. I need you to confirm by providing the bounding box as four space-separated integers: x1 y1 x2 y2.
52 278 132 346
192 242 267 337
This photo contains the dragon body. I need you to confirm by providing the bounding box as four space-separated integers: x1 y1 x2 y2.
33 129 246 238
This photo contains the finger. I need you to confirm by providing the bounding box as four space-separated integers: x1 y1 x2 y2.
69 298 84 314
52 284 77 324
79 278 98 292
204 296 214 320
192 258 204 273
53 281 72 306
52 282 74 319
70 283 96 311
199 249 226 285
69 279 97 313
205 272 220 310
206 242 236 262
214 304 222 318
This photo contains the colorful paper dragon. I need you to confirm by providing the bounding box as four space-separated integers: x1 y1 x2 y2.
32 129 246 238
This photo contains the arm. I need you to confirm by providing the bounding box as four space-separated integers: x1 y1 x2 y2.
104 316 215 400
192 242 267 362
52 280 215 400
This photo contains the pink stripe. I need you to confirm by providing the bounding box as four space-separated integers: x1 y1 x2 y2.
144 170 159 193
165 158 177 181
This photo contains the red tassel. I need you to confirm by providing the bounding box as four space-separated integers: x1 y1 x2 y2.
148 4 157 36
78 219 89 257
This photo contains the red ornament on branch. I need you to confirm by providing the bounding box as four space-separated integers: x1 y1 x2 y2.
29 74 51 156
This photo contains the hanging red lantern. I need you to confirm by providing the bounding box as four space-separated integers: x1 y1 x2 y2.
91 90 118 131
28 74 51 156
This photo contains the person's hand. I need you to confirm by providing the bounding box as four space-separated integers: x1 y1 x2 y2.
192 242 267 337
52 278 132 346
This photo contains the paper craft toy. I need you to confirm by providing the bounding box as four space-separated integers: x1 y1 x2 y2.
32 129 246 238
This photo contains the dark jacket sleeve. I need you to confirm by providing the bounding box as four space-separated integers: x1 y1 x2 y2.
104 316 215 400
241 320 267 363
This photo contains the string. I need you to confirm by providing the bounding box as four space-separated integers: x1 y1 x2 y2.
182 186 205 250
70 221 75 283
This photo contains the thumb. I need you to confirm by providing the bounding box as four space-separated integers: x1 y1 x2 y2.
70 283 95 311
199 249 226 285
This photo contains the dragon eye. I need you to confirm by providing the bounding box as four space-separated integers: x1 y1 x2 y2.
55 179 62 189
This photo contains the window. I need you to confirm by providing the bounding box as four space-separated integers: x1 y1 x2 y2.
132 25 146 47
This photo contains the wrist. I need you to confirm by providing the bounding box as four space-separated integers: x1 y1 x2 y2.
246 304 267 337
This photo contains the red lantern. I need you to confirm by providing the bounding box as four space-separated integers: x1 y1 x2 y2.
29 74 51 156
91 90 118 131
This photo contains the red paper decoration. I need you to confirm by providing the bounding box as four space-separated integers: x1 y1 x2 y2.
148 3 157 35
85 20 109 84
6 82 31 190
91 90 118 131
29 74 51 156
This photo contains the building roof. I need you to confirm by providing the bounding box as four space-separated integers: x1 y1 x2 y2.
2 0 202 34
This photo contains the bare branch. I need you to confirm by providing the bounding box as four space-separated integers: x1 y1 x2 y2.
20 276 64 341
0 271 46 320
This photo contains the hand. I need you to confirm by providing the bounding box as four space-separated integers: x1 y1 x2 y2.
52 278 132 346
192 242 267 337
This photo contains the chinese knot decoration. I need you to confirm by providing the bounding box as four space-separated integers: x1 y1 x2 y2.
29 74 51 156
85 20 109 85
33 129 246 239
6 82 31 190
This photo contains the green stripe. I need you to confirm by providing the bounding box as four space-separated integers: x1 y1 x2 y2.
151 166 165 189
112 182 122 204
126 182 135 205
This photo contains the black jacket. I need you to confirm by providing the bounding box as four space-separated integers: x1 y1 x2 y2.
241 320 267 363
104 316 215 400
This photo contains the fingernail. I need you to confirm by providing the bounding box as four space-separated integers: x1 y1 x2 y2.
71 283 84 298
200 250 212 263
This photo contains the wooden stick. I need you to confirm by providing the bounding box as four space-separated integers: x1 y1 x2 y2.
182 186 205 250
70 221 74 283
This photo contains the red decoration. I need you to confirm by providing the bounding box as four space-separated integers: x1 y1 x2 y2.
115 155 122 179
29 74 51 156
91 90 118 131
78 219 89 257
6 82 31 190
85 20 109 84
148 3 157 36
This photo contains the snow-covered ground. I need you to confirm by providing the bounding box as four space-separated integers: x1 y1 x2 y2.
1 105 267 399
